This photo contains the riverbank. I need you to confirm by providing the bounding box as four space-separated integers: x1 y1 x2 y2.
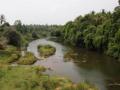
27 38 120 90
0 38 99 90
0 65 98 90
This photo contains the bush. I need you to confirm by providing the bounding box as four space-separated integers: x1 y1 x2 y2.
5 45 18 52
18 52 36 65
38 45 56 58
5 30 22 48
0 51 20 64
7 53 20 63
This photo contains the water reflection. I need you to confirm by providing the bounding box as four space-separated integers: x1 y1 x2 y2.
27 38 120 90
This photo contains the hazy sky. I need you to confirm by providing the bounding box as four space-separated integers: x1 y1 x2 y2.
0 0 118 25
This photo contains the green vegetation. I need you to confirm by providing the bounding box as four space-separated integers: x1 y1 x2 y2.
0 51 19 64
64 50 79 61
0 45 20 64
18 52 36 65
0 15 60 50
5 30 22 48
0 65 98 90
52 1 120 59
1 1 120 89
38 45 56 58
0 14 98 90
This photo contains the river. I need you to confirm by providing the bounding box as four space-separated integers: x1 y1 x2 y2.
27 38 120 90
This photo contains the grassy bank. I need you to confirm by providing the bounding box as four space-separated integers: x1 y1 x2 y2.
0 45 37 65
38 45 56 58
0 65 98 90
0 51 19 64
18 52 36 65
0 45 20 64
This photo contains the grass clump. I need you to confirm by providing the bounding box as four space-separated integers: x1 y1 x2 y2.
38 45 56 58
0 66 46 90
0 65 98 90
18 52 36 65
0 49 20 64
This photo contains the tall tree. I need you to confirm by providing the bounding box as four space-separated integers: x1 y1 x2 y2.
14 20 22 26
14 20 23 33
6 30 21 48
0 14 6 25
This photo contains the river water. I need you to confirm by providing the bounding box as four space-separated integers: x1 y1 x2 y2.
27 38 120 90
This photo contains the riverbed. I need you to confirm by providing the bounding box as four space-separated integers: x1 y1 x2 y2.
27 38 120 90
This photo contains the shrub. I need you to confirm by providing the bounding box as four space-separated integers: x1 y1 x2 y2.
5 30 22 48
38 45 56 58
18 52 36 65
106 42 120 58
7 53 20 63
0 51 20 64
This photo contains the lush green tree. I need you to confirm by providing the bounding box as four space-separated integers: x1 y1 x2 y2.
115 29 120 43
107 42 120 58
83 25 96 49
14 20 23 33
6 30 21 48
32 32 39 39
57 1 120 59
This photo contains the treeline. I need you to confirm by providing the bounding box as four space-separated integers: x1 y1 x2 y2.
14 20 53 47
0 17 58 49
56 1 120 59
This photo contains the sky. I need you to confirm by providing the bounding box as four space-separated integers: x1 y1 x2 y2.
0 0 118 25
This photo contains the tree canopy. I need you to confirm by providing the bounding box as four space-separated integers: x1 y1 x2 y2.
55 1 120 59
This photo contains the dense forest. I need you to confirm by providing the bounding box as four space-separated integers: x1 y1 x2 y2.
52 1 120 59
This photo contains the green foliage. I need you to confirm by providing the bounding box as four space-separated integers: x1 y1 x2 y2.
58 2 120 59
18 52 36 65
76 82 98 90
0 45 20 64
14 20 23 33
32 32 39 39
5 30 22 48
14 24 59 47
38 45 56 58
115 29 120 42
106 42 120 59
0 50 19 64
50 25 62 37
0 66 97 90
